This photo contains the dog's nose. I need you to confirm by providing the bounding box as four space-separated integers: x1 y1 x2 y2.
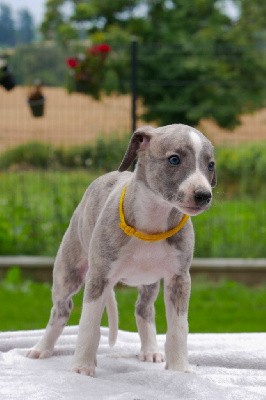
194 190 212 206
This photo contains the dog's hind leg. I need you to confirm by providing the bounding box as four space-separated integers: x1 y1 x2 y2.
164 273 191 371
26 253 88 359
135 282 165 363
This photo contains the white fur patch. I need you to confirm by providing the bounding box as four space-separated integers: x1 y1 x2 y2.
177 130 211 199
189 130 202 159
134 183 171 232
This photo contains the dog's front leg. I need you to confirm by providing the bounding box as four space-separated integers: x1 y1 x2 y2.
72 272 110 377
135 282 165 363
164 273 191 372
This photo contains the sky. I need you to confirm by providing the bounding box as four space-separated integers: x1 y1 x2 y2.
4 0 45 25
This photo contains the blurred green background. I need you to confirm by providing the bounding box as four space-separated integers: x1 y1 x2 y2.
0 0 265 334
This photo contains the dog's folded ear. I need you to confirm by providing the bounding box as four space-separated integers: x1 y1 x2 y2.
118 126 154 172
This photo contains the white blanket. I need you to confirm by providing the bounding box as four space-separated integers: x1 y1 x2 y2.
0 327 265 400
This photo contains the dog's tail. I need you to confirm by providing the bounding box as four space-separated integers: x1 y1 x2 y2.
106 289 118 347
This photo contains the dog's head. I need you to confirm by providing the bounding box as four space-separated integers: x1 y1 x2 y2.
119 124 216 216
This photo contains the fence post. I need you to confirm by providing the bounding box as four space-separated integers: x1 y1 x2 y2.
131 39 138 133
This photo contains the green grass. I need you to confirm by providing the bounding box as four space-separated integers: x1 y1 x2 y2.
0 269 265 333
193 196 266 257
0 171 99 255
0 171 265 257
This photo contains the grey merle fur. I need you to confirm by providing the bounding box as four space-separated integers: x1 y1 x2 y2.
26 124 216 376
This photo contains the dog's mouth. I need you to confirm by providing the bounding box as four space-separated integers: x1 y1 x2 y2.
165 192 212 216
178 204 211 216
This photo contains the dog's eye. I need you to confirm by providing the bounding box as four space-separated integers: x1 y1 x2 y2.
168 155 181 166
208 161 215 171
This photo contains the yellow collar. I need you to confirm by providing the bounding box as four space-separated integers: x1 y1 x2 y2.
119 186 189 242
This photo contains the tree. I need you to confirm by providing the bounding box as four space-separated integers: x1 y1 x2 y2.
137 0 266 128
40 0 266 128
0 3 16 47
41 0 141 44
16 9 35 45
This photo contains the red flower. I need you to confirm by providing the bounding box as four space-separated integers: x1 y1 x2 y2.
66 58 79 68
89 43 112 55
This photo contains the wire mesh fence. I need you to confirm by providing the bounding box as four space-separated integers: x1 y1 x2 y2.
0 87 132 152
0 42 265 259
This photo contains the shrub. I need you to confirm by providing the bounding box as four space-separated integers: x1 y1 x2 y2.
215 142 266 196
0 134 130 172
54 135 129 171
90 135 129 171
0 138 266 196
0 142 55 169
54 145 93 169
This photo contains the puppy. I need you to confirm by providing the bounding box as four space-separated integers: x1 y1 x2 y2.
27 124 216 376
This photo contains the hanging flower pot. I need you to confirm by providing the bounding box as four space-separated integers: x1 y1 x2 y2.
0 59 16 91
73 75 100 100
27 80 45 118
28 97 45 117
66 43 111 100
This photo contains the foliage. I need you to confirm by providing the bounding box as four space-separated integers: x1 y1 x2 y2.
90 135 129 170
137 0 266 128
40 0 140 43
0 170 265 257
55 134 129 170
9 40 127 93
0 142 54 169
66 43 112 99
10 44 67 86
215 142 266 195
0 270 265 332
1 139 266 197
40 0 266 129
0 135 130 172
0 137 265 258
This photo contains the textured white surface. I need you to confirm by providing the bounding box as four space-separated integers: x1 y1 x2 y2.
0 327 265 400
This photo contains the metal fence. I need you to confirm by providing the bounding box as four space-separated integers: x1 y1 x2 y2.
1 84 266 152
0 44 265 260
0 87 132 153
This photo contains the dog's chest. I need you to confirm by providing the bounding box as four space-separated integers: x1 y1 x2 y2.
113 239 180 286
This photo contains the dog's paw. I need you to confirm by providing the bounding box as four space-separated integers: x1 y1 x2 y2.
165 362 191 372
71 364 96 377
26 348 53 359
138 352 165 363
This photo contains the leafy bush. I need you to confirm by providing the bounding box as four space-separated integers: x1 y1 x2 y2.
0 142 55 169
53 145 93 169
216 142 266 196
0 134 129 172
10 44 67 86
0 138 265 196
90 135 129 171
